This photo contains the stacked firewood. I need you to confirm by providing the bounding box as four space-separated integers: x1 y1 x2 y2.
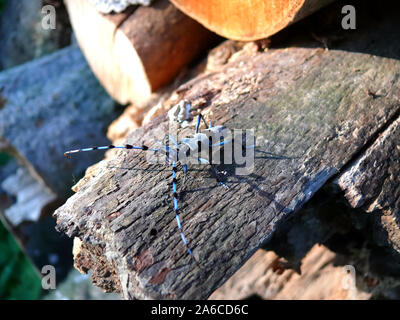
1 0 399 300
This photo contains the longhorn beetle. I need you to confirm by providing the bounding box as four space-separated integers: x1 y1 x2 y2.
65 112 253 266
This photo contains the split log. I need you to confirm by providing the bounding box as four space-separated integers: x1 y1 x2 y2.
170 0 335 41
337 117 400 252
0 45 118 198
54 21 400 299
65 0 219 105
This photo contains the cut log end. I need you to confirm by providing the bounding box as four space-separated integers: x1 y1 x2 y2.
170 0 335 40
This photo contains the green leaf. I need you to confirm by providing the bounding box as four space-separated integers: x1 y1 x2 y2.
0 0 6 14
0 152 12 166
0 221 42 299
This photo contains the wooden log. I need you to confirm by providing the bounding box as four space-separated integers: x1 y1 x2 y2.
170 0 335 41
210 180 400 299
210 245 371 300
65 0 219 105
0 45 118 197
54 32 400 300
337 117 400 253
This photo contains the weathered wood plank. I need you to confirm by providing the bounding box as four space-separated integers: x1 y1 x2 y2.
54 39 400 298
0 46 118 197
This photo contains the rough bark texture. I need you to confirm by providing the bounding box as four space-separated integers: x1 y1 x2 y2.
337 117 400 252
65 0 219 105
0 45 118 197
54 1 400 299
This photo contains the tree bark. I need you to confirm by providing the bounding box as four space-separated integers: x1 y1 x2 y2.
337 117 400 253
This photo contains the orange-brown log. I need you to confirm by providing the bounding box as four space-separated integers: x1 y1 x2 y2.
64 0 218 105
170 0 336 41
